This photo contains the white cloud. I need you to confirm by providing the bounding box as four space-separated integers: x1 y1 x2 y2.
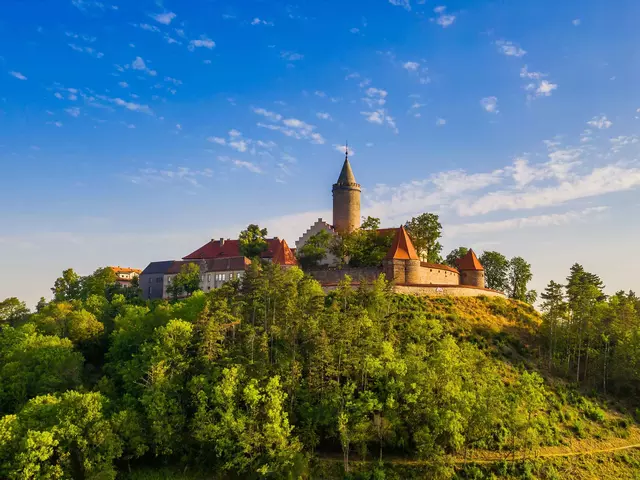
257 140 277 149
281 51 304 61
131 166 213 187
445 207 608 237
361 109 398 133
456 164 640 217
534 80 558 96
363 87 388 107
111 97 154 115
131 56 157 76
189 36 215 51
316 112 332 120
334 144 355 156
118 81 129 88
403 61 420 71
9 71 27 80
232 159 262 174
572 19 581 26
68 43 104 58
388 0 411 11
495 40 526 57
520 66 545 80
433 6 455 27
588 115 613 130
208 136 226 145
151 12 176 25
481 96 498 113
253 107 282 122
165 76 182 86
436 118 446 126
314 90 326 97
229 139 248 153
251 18 273 26
65 107 81 117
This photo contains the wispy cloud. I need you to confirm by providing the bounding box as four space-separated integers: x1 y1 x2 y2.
131 56 157 76
316 112 332 121
218 156 262 174
9 71 27 80
403 61 420 71
188 36 215 51
520 66 558 99
588 115 613 130
253 107 282 122
433 6 456 28
251 18 274 26
151 12 176 25
481 96 498 113
388 0 411 11
495 40 526 57
280 51 304 61
65 107 81 117
445 207 608 237
129 166 213 187
334 144 355 156
68 43 104 58
436 118 446 126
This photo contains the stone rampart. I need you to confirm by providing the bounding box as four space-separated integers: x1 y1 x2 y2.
306 266 383 284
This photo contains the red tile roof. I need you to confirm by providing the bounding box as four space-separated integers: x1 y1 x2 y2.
183 238 284 260
385 226 420 260
109 266 142 274
455 249 484 271
272 239 298 266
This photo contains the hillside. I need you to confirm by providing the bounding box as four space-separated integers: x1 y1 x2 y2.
1 265 639 480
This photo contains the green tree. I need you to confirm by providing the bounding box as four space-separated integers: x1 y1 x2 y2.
81 267 117 299
540 281 566 370
0 391 122 480
297 230 332 269
51 268 81 302
507 257 533 302
445 247 469 268
167 263 202 299
405 213 443 263
0 298 29 327
0 325 84 414
332 217 394 267
239 224 269 259
479 251 509 291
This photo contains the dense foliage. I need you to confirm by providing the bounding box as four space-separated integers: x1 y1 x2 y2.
1 261 639 479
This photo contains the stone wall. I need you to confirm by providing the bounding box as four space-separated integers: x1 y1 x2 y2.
307 266 383 284
417 264 460 285
395 284 505 298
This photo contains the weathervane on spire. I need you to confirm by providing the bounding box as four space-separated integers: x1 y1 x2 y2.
345 140 349 160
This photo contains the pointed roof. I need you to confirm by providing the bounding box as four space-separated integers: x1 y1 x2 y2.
455 249 484 271
271 239 298 266
335 156 358 185
385 226 420 260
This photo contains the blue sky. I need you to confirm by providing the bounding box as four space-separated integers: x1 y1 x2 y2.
1 0 639 306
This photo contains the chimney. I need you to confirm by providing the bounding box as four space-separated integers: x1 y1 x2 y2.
219 238 225 246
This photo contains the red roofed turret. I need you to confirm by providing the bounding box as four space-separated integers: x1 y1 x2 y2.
456 249 485 288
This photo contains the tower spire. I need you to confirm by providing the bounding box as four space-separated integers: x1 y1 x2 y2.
345 140 348 160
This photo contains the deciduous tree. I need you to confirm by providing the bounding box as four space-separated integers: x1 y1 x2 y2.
405 213 443 263
239 224 269 259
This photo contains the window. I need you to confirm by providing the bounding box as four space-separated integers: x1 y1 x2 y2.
207 274 211 282
221 273 226 281
148 286 152 296
166 276 171 284
149 277 152 284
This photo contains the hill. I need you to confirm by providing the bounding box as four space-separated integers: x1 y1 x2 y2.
1 264 639 479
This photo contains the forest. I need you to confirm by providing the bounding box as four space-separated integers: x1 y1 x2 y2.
1 242 640 478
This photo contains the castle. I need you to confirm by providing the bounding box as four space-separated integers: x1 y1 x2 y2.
139 154 504 300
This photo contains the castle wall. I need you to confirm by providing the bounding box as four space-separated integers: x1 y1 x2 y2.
306 266 383 284
394 284 505 298
332 186 361 234
417 264 460 285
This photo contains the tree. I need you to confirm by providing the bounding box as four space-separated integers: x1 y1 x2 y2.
445 247 469 268
0 326 84 413
479 251 509 292
239 224 269 259
0 298 29 327
167 263 202 299
405 213 443 263
331 217 394 267
0 391 122 479
51 268 81 302
540 281 566 369
507 257 533 302
81 267 117 299
297 230 332 269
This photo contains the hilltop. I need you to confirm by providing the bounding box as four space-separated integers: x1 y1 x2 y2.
1 264 639 479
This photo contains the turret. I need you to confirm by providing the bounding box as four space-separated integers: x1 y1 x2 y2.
383 226 421 284
456 249 485 288
332 152 361 234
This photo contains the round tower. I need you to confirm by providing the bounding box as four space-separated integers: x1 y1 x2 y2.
332 152 361 234
456 249 485 288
